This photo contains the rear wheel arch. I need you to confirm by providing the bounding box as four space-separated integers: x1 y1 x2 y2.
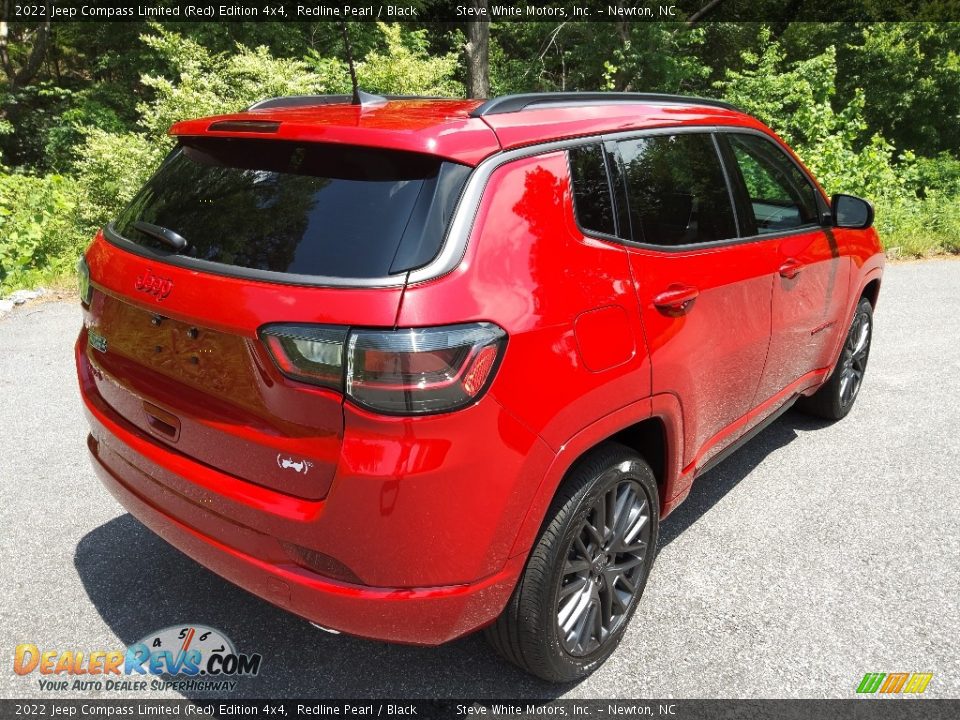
552 417 673 531
607 418 668 504
861 278 881 308
509 412 674 559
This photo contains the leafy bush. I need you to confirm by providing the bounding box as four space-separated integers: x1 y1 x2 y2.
717 38 905 201
0 171 79 291
137 26 344 144
42 89 130 172
306 23 462 97
876 194 960 257
71 130 166 239
718 34 960 256
909 153 960 197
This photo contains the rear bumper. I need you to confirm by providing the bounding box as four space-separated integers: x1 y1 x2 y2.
87 431 523 644
77 333 548 645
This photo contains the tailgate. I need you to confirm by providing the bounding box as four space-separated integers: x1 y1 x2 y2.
82 234 403 500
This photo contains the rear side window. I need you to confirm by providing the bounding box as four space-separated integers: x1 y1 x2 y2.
726 133 820 235
618 134 737 246
112 139 471 279
568 144 617 237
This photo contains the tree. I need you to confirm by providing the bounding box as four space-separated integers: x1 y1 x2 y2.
0 10 52 89
464 1 490 98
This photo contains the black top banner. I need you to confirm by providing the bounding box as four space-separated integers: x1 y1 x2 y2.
2 0 960 23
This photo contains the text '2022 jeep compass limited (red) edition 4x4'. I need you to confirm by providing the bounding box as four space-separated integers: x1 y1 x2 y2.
76 92 883 681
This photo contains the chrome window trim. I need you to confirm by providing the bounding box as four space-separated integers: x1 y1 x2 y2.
410 125 725 283
102 123 824 288
103 223 411 289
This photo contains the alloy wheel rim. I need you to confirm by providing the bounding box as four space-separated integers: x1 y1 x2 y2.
839 310 871 407
556 479 651 657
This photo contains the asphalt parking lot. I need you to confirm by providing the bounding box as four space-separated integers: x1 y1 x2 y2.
1 259 958 700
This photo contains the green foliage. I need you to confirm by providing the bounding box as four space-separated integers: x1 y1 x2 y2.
43 89 130 171
70 130 166 238
0 171 79 291
717 37 902 200
137 26 342 143
876 194 960 257
845 23 960 157
2 20 960 293
909 154 960 197
352 23 462 97
489 22 709 95
717 32 960 255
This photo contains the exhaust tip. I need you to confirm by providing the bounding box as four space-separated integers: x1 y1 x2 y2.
310 623 341 635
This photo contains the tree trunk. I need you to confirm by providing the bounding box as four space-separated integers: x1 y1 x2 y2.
464 1 490 99
0 21 12 81
14 20 50 88
1 10 52 89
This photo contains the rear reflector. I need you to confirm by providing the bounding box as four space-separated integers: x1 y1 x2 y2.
281 543 362 585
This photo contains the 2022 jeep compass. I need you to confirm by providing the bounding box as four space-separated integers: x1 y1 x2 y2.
76 92 883 681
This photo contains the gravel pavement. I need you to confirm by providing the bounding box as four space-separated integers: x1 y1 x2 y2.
1 259 958 700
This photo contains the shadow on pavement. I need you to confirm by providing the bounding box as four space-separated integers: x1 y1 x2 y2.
74 518 559 699
659 409 832 549
73 410 824 700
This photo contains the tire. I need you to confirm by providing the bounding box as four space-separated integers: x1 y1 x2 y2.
485 443 659 682
797 297 874 421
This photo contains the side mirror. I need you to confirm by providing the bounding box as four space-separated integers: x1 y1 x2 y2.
831 193 874 229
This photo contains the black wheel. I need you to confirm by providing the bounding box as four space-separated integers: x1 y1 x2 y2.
485 443 659 682
798 297 873 421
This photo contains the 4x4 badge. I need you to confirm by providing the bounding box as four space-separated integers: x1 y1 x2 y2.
135 268 174 301
277 454 314 475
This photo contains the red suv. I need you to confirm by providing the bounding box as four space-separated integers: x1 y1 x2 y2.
76 92 883 681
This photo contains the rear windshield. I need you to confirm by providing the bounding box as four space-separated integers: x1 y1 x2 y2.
112 139 471 279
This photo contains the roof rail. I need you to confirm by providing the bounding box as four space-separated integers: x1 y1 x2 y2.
469 92 740 117
246 93 450 112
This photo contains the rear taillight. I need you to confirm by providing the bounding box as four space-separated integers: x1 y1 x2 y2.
261 322 506 415
77 256 92 306
260 325 348 390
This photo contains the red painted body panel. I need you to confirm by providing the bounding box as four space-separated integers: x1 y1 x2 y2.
754 229 851 404
398 151 651 450
626 241 777 470
76 97 885 645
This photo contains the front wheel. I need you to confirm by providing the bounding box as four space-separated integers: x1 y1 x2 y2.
798 297 874 421
485 443 659 682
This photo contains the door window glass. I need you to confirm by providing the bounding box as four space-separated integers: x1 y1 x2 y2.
727 133 820 234
618 133 737 246
568 144 617 237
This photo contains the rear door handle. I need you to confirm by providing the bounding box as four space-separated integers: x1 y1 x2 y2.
653 284 700 314
779 258 804 279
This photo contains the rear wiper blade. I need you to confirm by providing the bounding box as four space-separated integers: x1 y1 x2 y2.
133 221 188 252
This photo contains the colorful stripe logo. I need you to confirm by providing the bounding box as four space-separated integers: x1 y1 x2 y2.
857 672 933 694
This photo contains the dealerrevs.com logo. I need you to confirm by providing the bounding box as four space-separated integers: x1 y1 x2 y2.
13 625 262 693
